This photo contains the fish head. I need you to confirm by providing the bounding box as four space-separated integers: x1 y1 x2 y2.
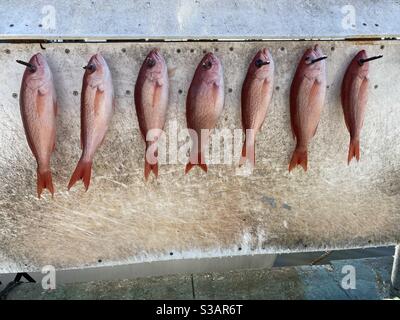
198 52 222 83
301 44 327 79
143 48 166 80
84 53 108 79
353 50 369 77
249 48 274 79
26 53 51 80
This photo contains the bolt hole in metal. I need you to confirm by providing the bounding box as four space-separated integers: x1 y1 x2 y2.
381 45 385 50
5 49 10 54
228 88 233 93
125 90 131 95
275 86 280 91
229 47 234 51
280 47 285 51
65 48 70 54
12 93 18 99
170 252 173 256
177 48 181 53
331 46 335 51
121 48 126 53
38 24 42 28
374 85 378 89
202 49 207 54
73 91 79 96
178 89 183 94
190 49 194 53
9 24 14 27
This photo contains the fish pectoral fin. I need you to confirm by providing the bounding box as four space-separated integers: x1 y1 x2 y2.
94 88 105 116
38 85 50 96
97 84 105 93
152 82 163 108
156 78 164 87
35 90 45 116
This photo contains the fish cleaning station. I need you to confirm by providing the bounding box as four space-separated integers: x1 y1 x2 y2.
0 0 399 299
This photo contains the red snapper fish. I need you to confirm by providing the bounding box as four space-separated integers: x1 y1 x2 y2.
185 52 224 174
68 53 114 191
341 50 382 164
134 49 169 180
289 44 327 172
18 53 57 198
240 48 274 167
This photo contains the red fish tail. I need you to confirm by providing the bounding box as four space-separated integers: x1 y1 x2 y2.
37 169 55 199
144 158 158 180
144 144 159 180
185 152 207 174
289 147 308 172
67 159 92 191
348 138 360 164
239 139 255 168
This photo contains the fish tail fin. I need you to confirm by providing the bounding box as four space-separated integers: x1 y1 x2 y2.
37 169 55 199
289 148 308 172
348 138 360 164
67 159 92 191
144 158 159 180
185 153 208 174
239 139 255 168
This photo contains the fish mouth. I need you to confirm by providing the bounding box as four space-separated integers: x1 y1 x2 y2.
146 48 165 69
203 52 216 61
149 48 160 57
32 53 44 66
92 53 105 64
313 44 323 54
201 52 219 70
260 48 271 60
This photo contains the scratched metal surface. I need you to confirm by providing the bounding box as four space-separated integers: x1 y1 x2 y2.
1 0 400 40
0 41 399 272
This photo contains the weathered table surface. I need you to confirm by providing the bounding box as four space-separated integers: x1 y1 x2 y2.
0 40 399 272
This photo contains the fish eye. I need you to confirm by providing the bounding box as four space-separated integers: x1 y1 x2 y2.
255 59 270 68
202 61 212 70
146 58 156 68
84 64 96 73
